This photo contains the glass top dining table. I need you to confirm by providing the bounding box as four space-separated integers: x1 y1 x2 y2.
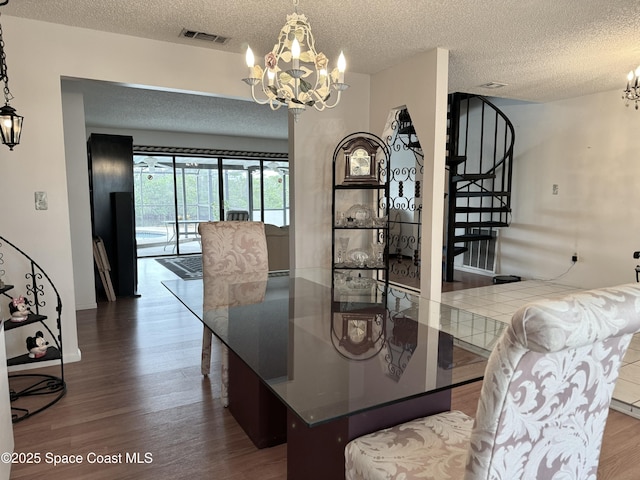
162 268 506 427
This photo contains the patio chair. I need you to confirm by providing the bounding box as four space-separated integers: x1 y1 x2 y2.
198 221 269 407
225 210 250 221
345 283 640 479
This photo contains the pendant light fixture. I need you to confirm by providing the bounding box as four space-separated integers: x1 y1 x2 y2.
0 2 23 150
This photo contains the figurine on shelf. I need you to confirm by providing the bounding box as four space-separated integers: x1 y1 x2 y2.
9 295 31 322
26 331 49 359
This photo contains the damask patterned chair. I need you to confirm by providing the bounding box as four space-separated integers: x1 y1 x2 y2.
345 283 640 479
198 221 269 407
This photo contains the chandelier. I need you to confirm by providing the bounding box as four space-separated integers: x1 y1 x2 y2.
242 0 348 121
623 66 640 110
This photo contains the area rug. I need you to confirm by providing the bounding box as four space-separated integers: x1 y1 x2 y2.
155 255 202 279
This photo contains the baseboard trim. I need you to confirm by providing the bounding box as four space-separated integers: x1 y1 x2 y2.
76 302 97 310
610 398 640 419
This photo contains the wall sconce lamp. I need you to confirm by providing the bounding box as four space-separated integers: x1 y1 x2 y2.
0 3 23 150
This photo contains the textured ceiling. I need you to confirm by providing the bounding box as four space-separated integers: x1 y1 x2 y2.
64 79 290 140
5 0 640 138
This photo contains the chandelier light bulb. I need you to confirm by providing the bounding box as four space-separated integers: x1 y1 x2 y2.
338 52 346 72
635 66 640 78
291 38 301 70
246 46 255 70
337 51 346 83
628 70 634 82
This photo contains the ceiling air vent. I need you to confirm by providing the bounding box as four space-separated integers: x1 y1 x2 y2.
478 82 508 89
180 29 230 45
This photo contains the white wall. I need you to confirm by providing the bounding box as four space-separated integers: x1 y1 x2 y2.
494 89 640 289
62 86 96 311
0 324 13 480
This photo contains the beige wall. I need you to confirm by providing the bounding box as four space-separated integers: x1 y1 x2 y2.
291 74 372 269
371 48 449 300
494 90 640 288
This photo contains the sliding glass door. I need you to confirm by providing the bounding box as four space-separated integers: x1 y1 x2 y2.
134 154 289 258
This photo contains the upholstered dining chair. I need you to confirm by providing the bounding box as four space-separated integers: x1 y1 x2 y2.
198 221 269 407
345 283 640 480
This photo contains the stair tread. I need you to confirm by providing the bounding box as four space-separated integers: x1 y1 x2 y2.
452 173 496 182
454 221 509 228
456 191 511 197
398 126 416 135
446 155 467 167
454 206 511 213
454 234 494 242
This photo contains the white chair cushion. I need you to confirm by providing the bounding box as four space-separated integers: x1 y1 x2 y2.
345 410 473 480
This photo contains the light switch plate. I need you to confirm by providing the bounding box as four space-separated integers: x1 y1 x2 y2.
35 191 48 210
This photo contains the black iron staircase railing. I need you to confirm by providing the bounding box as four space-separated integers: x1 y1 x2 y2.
444 93 515 282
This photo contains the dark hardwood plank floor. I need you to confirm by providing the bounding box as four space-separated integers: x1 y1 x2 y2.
9 260 640 479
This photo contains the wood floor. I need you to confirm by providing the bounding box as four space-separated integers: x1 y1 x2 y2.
9 261 640 479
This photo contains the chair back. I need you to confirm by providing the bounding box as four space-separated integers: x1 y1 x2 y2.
198 221 268 276
466 283 640 479
199 220 269 317
225 210 250 221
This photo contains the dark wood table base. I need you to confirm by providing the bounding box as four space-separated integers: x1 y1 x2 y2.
229 350 451 480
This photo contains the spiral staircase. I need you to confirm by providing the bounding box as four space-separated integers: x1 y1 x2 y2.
444 93 515 282
394 93 515 284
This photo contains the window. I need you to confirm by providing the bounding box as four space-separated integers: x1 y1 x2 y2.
133 151 289 257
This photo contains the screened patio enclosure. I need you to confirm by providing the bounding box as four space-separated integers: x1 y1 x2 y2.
133 153 289 257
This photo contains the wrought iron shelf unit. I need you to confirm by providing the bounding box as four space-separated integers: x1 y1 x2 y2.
0 235 66 423
331 132 392 293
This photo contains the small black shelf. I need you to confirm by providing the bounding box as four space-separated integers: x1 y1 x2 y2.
7 346 61 367
1 234 66 423
3 313 48 331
